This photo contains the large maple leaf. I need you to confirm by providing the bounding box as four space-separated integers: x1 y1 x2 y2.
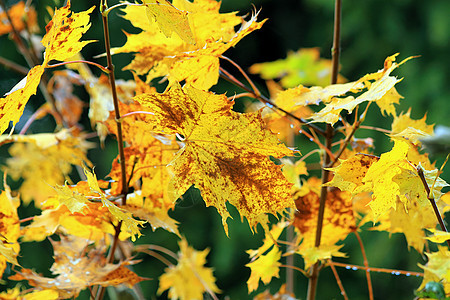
0 0 94 134
135 84 295 233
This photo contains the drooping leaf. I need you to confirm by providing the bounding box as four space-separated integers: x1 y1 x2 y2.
135 84 295 234
158 238 220 300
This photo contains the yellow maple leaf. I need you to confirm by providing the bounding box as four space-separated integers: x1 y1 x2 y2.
158 238 220 300
362 139 411 218
299 244 347 270
52 182 89 214
84 168 146 241
247 221 288 260
425 229 450 244
115 1 260 89
419 247 450 291
143 0 195 44
0 1 94 134
246 246 282 292
391 109 434 144
293 177 356 249
249 48 347 88
326 154 379 195
135 84 295 234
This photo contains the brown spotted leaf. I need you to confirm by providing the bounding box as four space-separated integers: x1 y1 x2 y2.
135 84 295 234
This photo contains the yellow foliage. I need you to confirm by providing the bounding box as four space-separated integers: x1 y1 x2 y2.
158 238 220 300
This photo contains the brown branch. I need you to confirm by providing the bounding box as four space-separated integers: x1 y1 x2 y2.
94 1 130 298
355 231 374 300
416 165 450 248
307 1 341 299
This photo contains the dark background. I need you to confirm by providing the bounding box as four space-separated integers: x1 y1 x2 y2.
1 0 449 299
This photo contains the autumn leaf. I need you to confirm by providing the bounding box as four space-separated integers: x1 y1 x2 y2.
115 1 262 89
84 168 146 241
293 177 356 250
0 180 20 277
247 221 288 260
425 229 450 244
299 244 347 270
418 247 450 292
246 246 281 292
325 154 379 195
52 182 89 214
158 238 220 300
2 129 92 205
249 47 346 88
143 0 195 44
0 1 94 134
135 84 295 234
10 236 146 298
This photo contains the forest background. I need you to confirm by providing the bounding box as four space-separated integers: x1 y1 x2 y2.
0 0 449 299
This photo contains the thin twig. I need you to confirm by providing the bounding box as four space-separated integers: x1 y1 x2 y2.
219 68 325 136
221 55 261 97
328 262 349 300
416 165 450 248
280 264 309 277
0 56 28 75
328 261 424 277
354 231 374 300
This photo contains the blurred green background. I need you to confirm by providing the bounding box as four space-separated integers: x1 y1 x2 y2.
1 0 449 299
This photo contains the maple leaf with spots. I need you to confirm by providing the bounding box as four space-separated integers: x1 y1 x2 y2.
135 84 295 234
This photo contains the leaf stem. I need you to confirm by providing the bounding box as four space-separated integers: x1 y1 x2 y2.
416 165 450 248
307 1 341 299
354 231 374 300
46 60 109 73
221 55 261 97
219 67 325 136
103 2 143 15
